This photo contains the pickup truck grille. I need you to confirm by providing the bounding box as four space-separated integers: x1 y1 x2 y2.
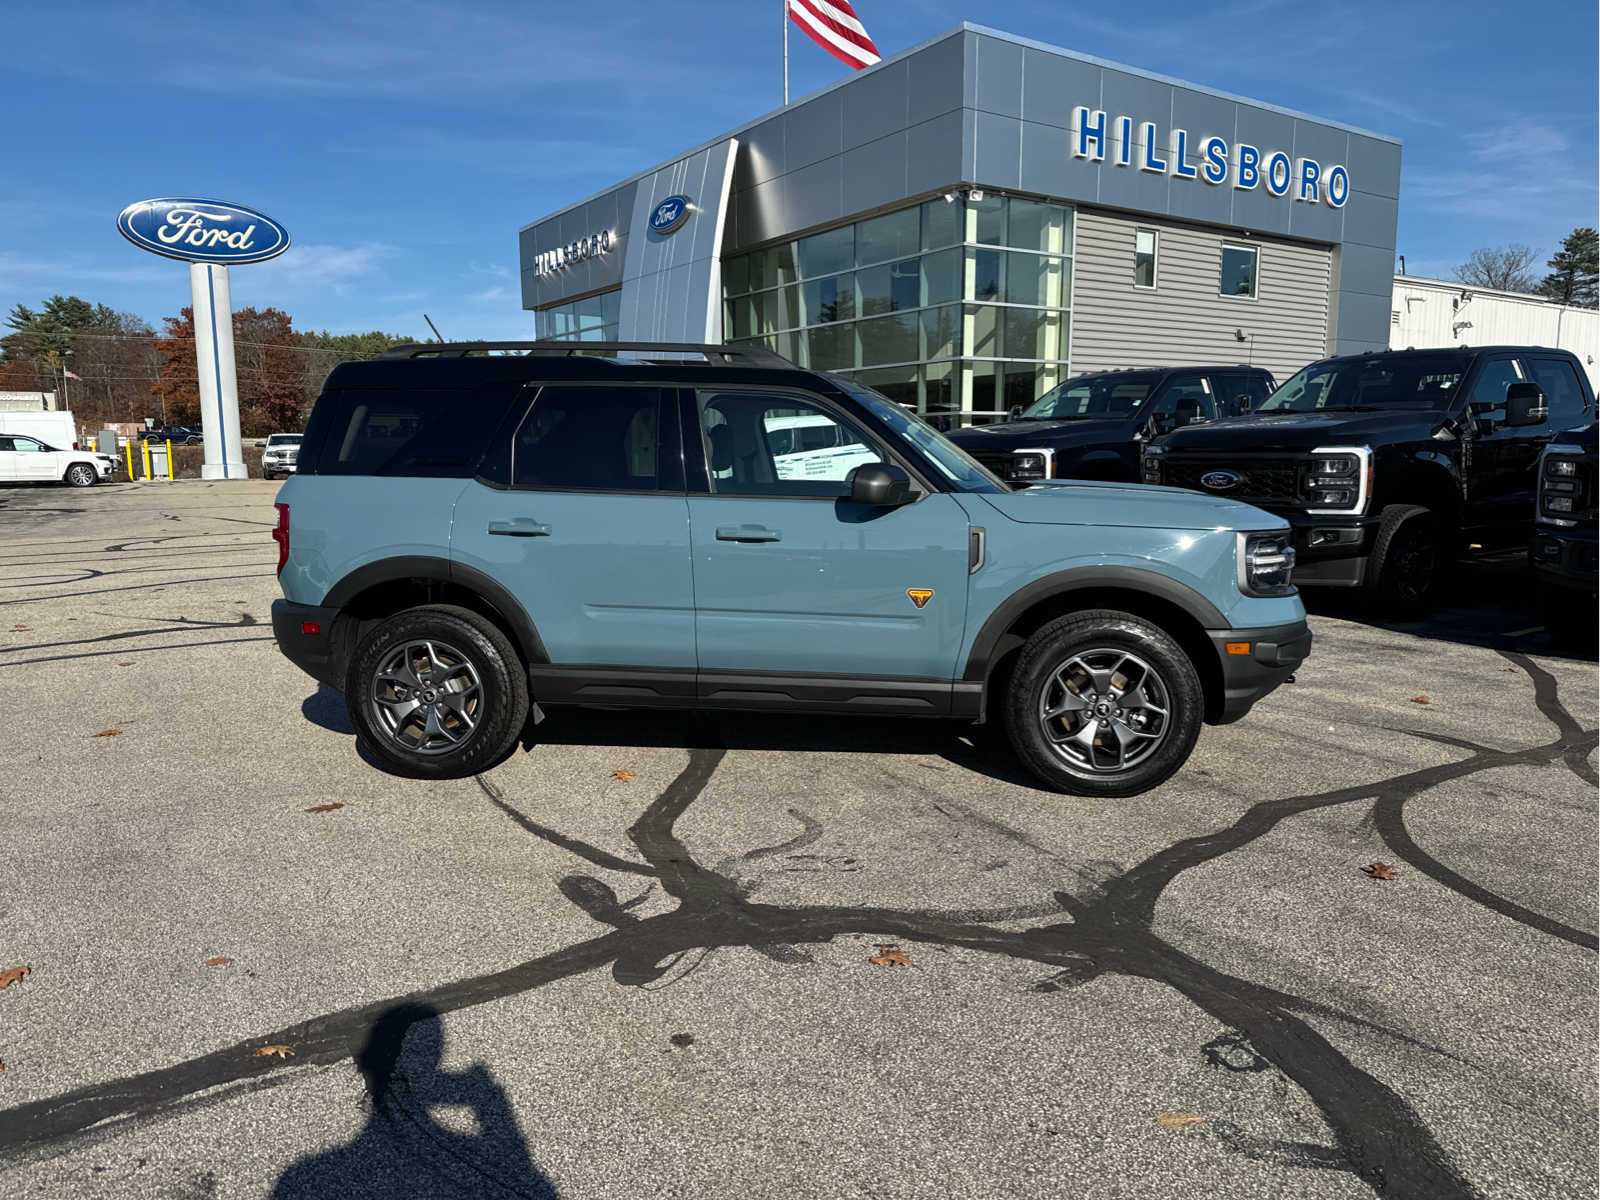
1159 455 1304 506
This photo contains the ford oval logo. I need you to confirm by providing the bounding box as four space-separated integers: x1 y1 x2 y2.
1200 470 1240 490
116 197 291 265
649 194 692 236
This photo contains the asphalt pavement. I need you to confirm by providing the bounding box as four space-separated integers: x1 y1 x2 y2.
0 479 1593 1200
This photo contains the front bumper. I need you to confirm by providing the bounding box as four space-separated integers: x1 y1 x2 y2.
271 599 343 688
1531 529 1598 594
1208 620 1312 724
1273 511 1381 588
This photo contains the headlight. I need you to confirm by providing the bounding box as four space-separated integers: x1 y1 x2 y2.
1141 444 1164 484
1237 531 1296 597
1011 449 1053 481
1541 450 1588 522
1546 458 1578 477
1301 445 1371 514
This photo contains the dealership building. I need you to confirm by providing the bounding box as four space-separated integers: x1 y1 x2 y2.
519 23 1400 423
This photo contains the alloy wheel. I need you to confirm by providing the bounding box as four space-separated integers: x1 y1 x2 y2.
1037 648 1172 775
369 639 484 755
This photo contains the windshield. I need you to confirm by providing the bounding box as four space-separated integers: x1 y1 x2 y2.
1259 354 1470 413
267 434 303 446
834 381 1008 493
1020 372 1162 421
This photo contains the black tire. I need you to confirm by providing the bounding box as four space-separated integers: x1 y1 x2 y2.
63 463 98 488
345 604 529 780
1363 504 1441 617
1003 609 1204 797
262 471 277 481
185 436 202 445
1542 588 1598 652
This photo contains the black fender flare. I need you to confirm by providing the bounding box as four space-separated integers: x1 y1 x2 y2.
961 566 1228 682
322 555 549 664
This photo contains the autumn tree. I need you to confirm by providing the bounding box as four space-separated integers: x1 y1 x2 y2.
1539 227 1598 308
1454 244 1540 293
151 305 310 434
3 296 157 426
295 328 418 401
150 309 203 427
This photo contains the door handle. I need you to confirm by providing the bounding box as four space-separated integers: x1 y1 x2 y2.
488 518 551 537
715 524 781 543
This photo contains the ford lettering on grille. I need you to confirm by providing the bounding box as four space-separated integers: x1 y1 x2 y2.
1200 470 1240 490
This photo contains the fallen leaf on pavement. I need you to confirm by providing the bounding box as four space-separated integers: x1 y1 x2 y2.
1156 1111 1205 1130
0 966 30 990
1411 695 1430 705
1363 862 1397 881
90 729 122 738
117 661 135 667
869 944 913 967
304 803 344 814
253 1045 294 1060
9 626 29 632
611 770 635 782
204 957 234 968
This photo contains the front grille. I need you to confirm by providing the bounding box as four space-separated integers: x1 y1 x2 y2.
1159 455 1304 506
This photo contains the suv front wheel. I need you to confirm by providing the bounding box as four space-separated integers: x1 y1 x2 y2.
345 605 529 779
1003 610 1203 797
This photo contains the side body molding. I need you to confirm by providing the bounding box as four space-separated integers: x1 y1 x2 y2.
962 566 1230 682
322 555 550 665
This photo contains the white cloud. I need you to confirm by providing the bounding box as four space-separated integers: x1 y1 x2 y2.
243 242 395 292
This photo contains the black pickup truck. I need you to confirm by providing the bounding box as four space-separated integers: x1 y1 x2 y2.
1142 347 1596 612
1532 421 1597 644
948 365 1274 485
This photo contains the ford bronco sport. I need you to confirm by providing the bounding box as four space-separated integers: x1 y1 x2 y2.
1143 346 1596 613
270 342 1310 797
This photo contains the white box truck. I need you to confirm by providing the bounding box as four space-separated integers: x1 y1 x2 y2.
0 411 115 486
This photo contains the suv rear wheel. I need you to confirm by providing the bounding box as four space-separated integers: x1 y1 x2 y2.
345 605 528 779
1003 609 1203 797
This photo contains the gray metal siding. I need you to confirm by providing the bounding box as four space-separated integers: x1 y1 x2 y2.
1070 209 1331 382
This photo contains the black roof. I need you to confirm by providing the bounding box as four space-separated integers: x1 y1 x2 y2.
1319 345 1578 366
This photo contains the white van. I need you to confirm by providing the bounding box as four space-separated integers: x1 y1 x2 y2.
0 411 80 451
0 411 113 487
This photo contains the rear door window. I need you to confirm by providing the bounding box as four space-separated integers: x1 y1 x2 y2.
512 386 665 492
1526 356 1592 430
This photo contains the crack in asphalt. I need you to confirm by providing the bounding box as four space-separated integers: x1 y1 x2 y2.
0 655 1592 1200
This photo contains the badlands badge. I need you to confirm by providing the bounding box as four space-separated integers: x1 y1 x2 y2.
906 588 934 609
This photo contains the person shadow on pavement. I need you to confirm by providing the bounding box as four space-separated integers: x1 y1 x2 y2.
272 1003 558 1200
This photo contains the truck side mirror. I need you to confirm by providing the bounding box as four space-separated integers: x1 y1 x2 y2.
1008 404 1024 421
1503 381 1548 427
847 462 913 506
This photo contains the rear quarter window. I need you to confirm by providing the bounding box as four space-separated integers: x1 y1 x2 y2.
302 382 523 477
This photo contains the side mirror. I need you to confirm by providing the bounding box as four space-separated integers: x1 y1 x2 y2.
1150 412 1177 436
1503 381 1548 427
847 462 913 507
1008 404 1024 421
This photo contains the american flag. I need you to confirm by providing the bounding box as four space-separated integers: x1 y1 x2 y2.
787 0 880 70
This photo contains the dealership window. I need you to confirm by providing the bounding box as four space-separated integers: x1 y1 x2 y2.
1134 229 1157 288
535 289 621 342
722 192 1074 427
1220 244 1258 299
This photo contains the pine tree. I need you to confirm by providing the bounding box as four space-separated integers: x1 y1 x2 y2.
1539 228 1598 308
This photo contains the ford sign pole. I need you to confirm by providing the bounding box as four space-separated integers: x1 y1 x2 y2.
116 198 291 481
188 262 244 480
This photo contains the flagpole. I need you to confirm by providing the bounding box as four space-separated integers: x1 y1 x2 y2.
782 0 789 105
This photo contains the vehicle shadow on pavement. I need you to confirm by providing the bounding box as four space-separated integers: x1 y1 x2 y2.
1302 557 1597 661
271 1004 557 1200
299 683 1040 788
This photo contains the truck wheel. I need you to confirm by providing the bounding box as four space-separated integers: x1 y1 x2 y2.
1364 504 1441 617
64 463 98 488
1003 609 1203 797
345 604 529 780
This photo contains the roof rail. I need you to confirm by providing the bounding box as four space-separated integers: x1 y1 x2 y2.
374 340 793 367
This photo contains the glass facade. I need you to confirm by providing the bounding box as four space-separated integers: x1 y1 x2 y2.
724 193 1074 427
535 290 621 341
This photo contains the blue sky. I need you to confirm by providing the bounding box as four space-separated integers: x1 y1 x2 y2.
4 0 1595 341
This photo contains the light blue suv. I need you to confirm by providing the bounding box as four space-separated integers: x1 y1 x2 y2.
270 342 1310 796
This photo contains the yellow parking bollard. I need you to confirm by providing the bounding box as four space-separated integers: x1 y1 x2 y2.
123 440 134 480
167 443 175 481
142 441 152 482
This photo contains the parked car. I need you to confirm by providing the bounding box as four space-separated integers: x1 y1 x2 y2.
1143 346 1596 613
948 366 1275 485
143 425 204 445
0 433 114 487
261 432 303 480
270 341 1309 797
1531 422 1597 646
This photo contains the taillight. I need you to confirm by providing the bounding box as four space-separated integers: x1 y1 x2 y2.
72 440 79 450
272 502 289 576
